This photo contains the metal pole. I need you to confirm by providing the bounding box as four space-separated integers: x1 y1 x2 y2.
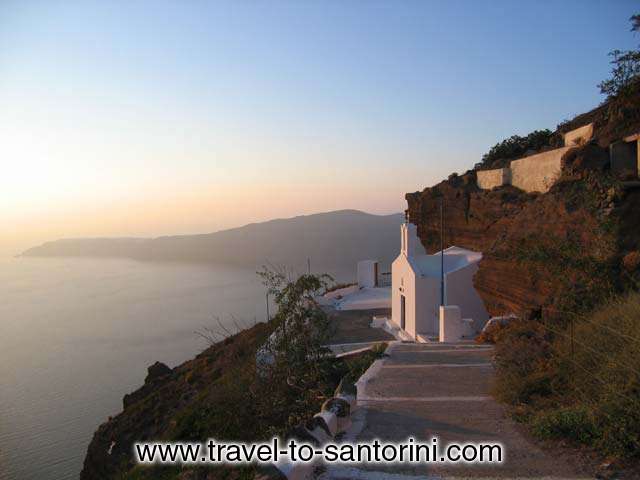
266 292 270 322
571 316 574 357
440 197 445 307
307 257 311 275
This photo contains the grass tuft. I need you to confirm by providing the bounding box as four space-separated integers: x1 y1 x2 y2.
493 292 640 459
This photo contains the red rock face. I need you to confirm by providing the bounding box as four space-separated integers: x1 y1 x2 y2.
406 179 541 317
405 157 639 319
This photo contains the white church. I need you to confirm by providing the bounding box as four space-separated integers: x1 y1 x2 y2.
391 222 489 341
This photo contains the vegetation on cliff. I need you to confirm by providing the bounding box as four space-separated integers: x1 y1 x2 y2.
487 292 640 462
410 15 640 465
80 270 383 480
477 14 640 174
408 123 639 468
598 14 640 99
478 129 554 170
406 77 640 319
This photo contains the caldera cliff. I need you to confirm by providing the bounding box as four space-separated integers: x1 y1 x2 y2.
406 89 640 319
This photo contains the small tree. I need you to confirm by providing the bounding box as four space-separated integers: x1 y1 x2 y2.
258 266 332 370
255 267 335 433
598 14 640 98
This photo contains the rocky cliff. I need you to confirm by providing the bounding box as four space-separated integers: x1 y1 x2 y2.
406 91 640 319
80 323 271 480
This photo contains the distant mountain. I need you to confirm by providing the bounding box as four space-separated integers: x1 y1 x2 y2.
21 210 404 277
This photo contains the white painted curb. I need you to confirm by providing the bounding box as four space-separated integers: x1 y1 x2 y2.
314 410 338 436
336 393 356 411
269 343 393 480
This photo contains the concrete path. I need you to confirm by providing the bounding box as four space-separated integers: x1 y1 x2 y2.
320 342 593 480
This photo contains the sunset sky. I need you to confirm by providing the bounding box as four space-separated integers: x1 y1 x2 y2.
1 0 637 255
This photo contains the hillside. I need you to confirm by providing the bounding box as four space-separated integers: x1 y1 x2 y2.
21 210 403 275
406 87 640 319
80 322 271 480
79 275 386 480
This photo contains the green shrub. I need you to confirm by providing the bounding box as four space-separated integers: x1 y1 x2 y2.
371 342 388 356
598 15 640 99
479 129 553 169
595 386 640 458
494 292 640 460
342 343 387 383
532 406 598 444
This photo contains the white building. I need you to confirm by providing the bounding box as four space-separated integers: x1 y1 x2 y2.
357 260 379 288
391 223 489 340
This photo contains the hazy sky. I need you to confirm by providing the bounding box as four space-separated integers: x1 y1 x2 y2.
1 1 637 255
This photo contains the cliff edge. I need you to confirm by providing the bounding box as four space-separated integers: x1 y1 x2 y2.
406 89 640 319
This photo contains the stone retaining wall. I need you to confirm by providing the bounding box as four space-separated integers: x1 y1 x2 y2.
510 146 570 193
476 168 509 190
476 124 594 193
476 146 571 193
563 123 593 146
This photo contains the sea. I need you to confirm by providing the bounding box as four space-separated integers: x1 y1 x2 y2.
0 257 350 480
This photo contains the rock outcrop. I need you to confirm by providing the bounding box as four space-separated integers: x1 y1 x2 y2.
406 91 640 319
80 323 271 480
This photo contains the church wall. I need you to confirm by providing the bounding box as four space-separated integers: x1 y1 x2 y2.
391 254 417 339
414 276 440 336
445 263 490 333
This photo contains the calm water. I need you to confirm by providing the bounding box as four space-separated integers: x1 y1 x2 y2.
0 257 344 480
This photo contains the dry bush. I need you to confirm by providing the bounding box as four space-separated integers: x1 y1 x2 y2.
558 293 640 457
475 319 509 344
494 293 640 459
623 251 640 273
492 319 560 405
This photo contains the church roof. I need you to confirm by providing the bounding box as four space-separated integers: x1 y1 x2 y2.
411 246 482 277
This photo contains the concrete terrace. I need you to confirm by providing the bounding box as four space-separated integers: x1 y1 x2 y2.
324 307 394 357
320 342 593 479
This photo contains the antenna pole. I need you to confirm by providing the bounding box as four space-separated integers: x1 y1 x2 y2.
440 197 445 307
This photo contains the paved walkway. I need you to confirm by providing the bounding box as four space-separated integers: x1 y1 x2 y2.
321 342 593 479
325 307 394 345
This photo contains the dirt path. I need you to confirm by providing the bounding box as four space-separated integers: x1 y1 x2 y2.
321 342 594 479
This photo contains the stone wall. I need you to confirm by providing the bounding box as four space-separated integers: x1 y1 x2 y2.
475 124 595 193
476 147 571 193
510 146 571 193
563 123 594 146
476 167 509 190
